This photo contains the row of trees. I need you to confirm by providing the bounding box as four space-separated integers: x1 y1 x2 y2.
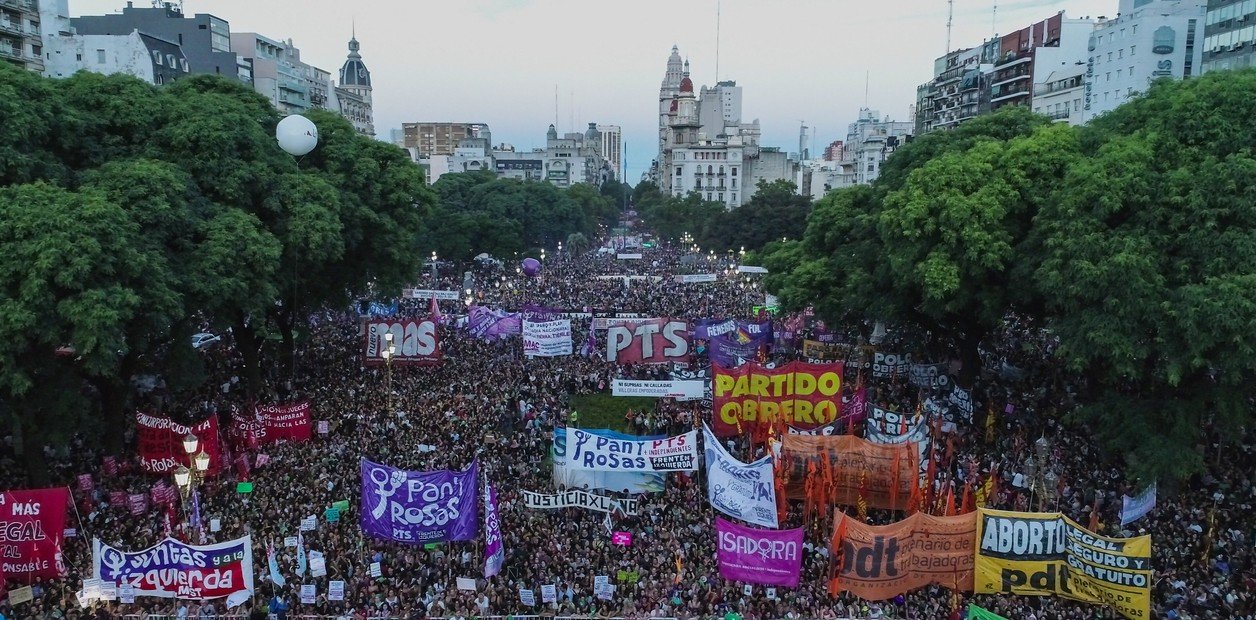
418 171 622 261
635 179 811 254
758 70 1256 483
0 65 611 481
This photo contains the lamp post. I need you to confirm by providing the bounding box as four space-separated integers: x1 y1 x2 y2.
174 433 211 541
382 332 396 414
430 252 438 281
1022 436 1058 512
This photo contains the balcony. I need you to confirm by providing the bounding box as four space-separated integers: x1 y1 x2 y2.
0 0 34 10
1045 109 1071 121
995 49 1033 67
0 21 20 36
0 45 21 60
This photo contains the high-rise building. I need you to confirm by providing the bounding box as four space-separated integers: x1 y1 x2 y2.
1 0 44 73
401 122 491 157
72 1 238 79
1085 0 1206 119
915 43 997 134
336 33 373 136
989 13 1093 113
1200 0 1253 73
596 124 622 180
231 33 311 114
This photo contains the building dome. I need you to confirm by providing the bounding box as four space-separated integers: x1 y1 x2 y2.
339 36 371 88
679 76 694 94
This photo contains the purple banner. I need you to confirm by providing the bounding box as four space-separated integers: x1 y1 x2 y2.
520 303 561 322
697 319 773 367
360 458 479 544
465 305 522 340
483 482 504 578
715 517 803 587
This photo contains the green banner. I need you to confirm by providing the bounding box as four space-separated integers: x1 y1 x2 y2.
236 482 254 494
332 499 350 513
967 604 1009 620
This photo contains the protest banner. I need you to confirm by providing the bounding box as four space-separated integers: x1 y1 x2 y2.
974 508 1152 620
521 490 639 515
562 428 698 472
611 532 633 546
235 401 313 446
669 364 712 403
483 482 504 578
907 363 948 389
135 413 223 475
711 361 845 436
703 424 777 528
93 536 253 600
715 518 804 587
401 289 460 300
781 435 919 511
550 429 665 494
364 319 440 366
872 352 912 378
673 273 718 283
605 318 690 364
0 488 69 582
828 511 976 600
456 577 477 591
865 405 930 473
519 588 535 606
522 319 573 357
1120 483 1157 526
359 458 479 544
695 319 774 367
801 340 856 364
610 379 704 399
464 306 521 340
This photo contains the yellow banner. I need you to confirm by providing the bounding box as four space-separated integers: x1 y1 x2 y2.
974 508 1151 620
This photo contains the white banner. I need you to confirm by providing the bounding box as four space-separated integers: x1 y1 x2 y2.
611 379 704 398
401 288 460 300
673 273 718 283
703 424 778 528
865 405 929 473
616 253 643 260
522 319 573 357
1120 483 1157 526
92 536 254 600
563 428 698 472
521 489 638 515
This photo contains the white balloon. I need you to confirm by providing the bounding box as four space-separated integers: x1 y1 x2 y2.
276 114 319 156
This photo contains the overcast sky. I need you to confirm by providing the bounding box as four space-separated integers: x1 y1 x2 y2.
71 0 1117 181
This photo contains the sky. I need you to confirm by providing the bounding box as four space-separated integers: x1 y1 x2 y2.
70 0 1118 181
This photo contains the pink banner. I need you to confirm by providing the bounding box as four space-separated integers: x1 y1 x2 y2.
135 413 223 475
715 517 803 587
364 319 441 366
0 488 69 583
605 318 691 365
612 531 633 546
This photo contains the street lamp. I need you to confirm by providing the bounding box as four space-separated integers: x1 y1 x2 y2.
540 248 546 261
174 432 211 542
430 252 438 281
182 433 199 456
383 332 396 414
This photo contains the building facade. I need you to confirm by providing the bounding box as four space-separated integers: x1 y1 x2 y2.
989 13 1092 113
414 123 613 187
1201 0 1255 73
1032 65 1086 124
231 33 310 114
915 43 996 134
2 0 43 72
336 34 373 136
811 108 913 196
401 122 491 157
1085 0 1206 118
72 1 237 78
595 123 622 180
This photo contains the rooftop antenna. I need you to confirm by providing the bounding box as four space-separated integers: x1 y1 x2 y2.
992 0 998 38
864 70 870 108
715 0 721 82
554 84 559 129
946 0 955 55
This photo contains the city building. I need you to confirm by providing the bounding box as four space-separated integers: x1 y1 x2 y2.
1201 0 1254 73
915 42 997 134
2 0 44 72
812 108 913 196
413 123 613 188
653 45 798 208
1085 0 1206 118
990 13 1093 113
595 123 622 180
231 33 310 114
401 122 491 157
1032 65 1087 124
72 1 237 79
335 33 373 136
39 0 187 84
822 140 843 161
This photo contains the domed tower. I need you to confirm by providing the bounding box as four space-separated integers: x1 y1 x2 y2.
658 45 684 151
338 31 374 136
671 62 700 146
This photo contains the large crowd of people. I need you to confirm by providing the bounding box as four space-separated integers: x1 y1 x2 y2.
1 241 1252 620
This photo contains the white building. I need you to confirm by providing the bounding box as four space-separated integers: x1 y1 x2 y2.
1032 65 1087 124
417 123 612 187
810 108 912 196
1085 0 1207 119
39 0 189 84
336 33 374 136
595 124 622 180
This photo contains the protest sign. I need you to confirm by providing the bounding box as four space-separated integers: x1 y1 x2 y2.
328 581 345 601
612 531 633 546
234 401 313 445
829 511 976 600
360 458 479 544
309 551 326 578
562 428 698 472
522 319 573 357
7 586 33 605
300 515 316 531
1120 483 1157 526
703 424 777 528
483 482 505 578
974 508 1152 620
456 577 477 591
521 489 638 514
369 562 382 578
712 361 845 436
519 588 535 606
93 536 253 600
400 289 459 300
364 319 441 366
0 488 69 582
300 584 315 604
135 413 223 475
605 318 690 364
541 583 557 603
611 379 704 398
716 518 804 587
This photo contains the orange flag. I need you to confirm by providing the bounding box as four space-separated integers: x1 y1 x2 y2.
945 484 957 517
960 478 973 514
827 513 849 597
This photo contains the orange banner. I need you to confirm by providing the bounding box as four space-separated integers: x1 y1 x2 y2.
781 435 919 511
829 511 976 600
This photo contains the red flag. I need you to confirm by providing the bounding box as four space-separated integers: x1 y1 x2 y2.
945 484 957 517
960 478 974 514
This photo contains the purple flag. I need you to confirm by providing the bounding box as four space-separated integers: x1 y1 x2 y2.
698 319 773 367
581 317 597 358
360 458 479 544
483 481 505 578
715 517 803 587
465 305 522 340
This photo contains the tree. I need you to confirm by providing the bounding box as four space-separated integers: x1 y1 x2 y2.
0 62 71 185
639 192 725 243
0 183 178 482
1034 70 1256 482
697 180 811 253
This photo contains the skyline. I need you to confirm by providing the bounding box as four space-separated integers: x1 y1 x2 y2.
71 0 1119 181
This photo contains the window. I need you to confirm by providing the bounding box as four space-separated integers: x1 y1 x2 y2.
1118 49 1124 58
719 165 724 174
96 49 105 64
155 74 164 85
1133 24 1138 34
706 193 713 201
707 165 713 174
731 168 737 176
181 59 189 72
1117 69 1122 78
1129 65 1134 75
167 54 176 66
732 178 738 188
1074 99 1081 111
1107 52 1113 61
154 50 163 65
76 53 81 61
718 193 724 201
1127 87 1133 95
675 166 682 176
1130 45 1136 55
1106 72 1111 81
